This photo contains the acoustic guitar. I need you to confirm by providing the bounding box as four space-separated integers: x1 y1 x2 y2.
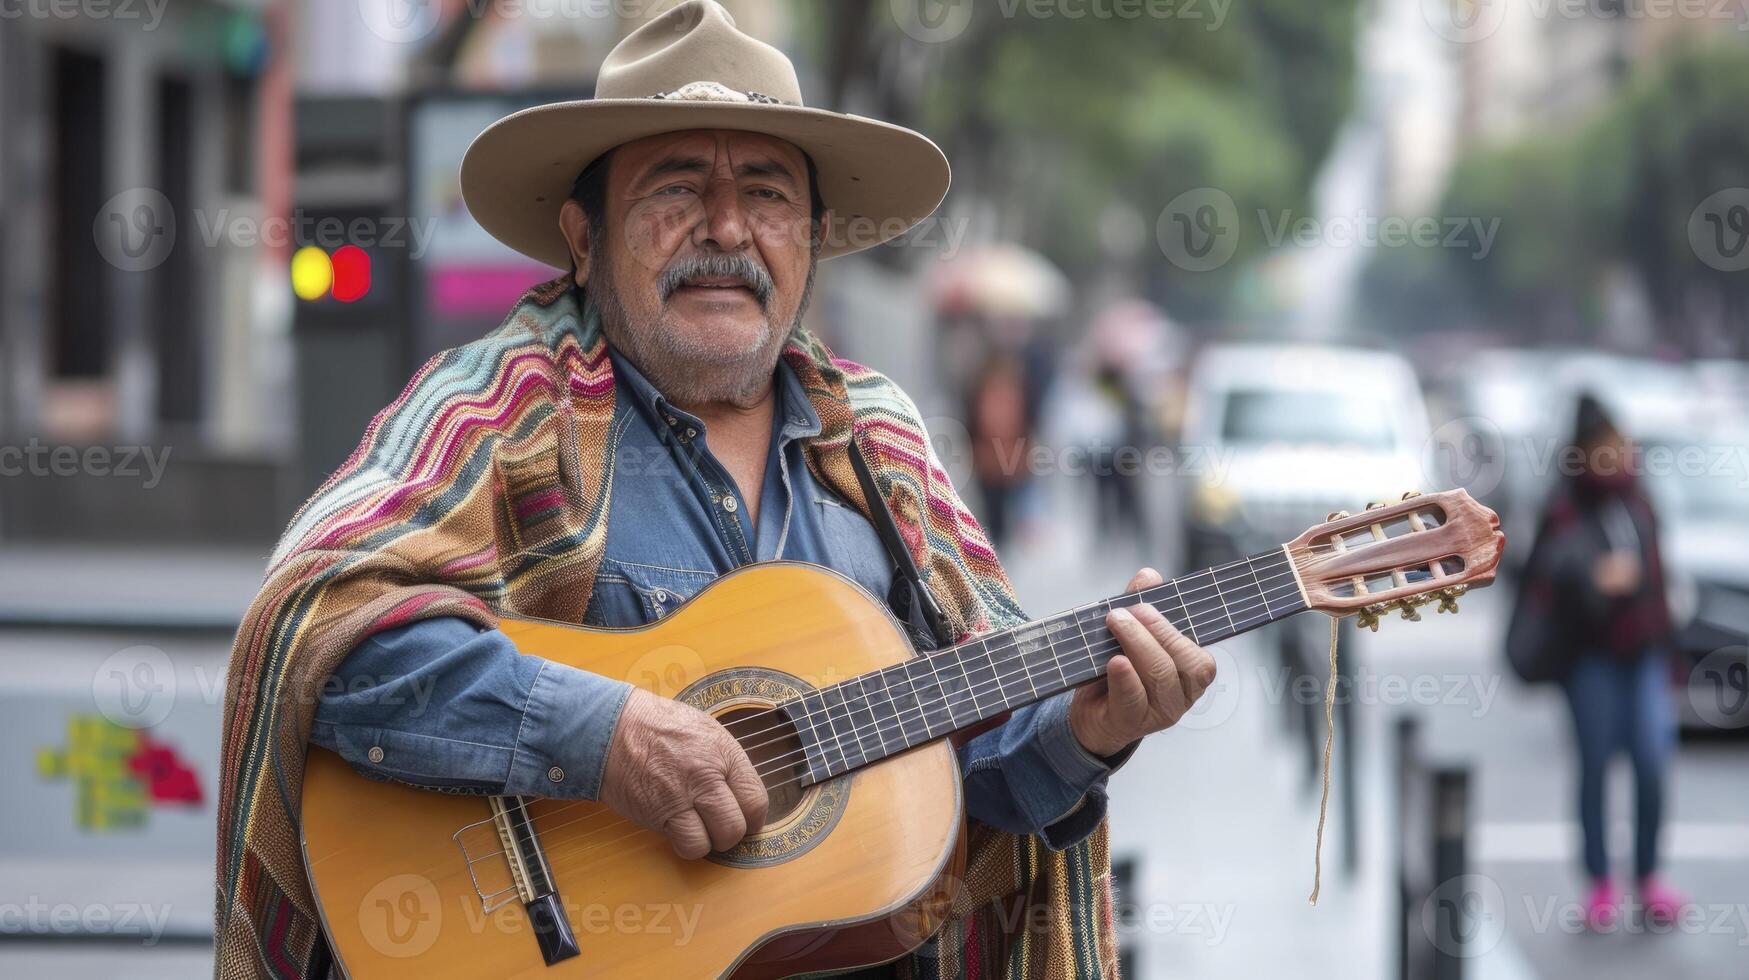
302 489 1503 978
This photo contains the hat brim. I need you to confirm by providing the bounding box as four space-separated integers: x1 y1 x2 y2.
460 100 951 267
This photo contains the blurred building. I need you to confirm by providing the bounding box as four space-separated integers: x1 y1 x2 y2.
0 0 290 543
0 0 793 545
1456 0 1749 142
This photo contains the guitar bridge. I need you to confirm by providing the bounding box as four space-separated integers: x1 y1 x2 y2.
451 796 581 965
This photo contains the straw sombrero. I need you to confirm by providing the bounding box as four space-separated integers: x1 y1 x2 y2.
460 0 951 266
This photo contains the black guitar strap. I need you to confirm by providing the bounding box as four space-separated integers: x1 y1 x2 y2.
847 438 956 653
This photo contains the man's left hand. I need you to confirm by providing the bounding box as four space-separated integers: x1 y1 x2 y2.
1069 567 1219 757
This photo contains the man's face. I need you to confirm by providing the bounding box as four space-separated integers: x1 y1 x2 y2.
562 129 820 408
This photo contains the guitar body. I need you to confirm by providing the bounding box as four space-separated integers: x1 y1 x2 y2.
302 563 965 979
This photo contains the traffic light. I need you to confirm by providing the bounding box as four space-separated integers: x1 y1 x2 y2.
291 244 371 303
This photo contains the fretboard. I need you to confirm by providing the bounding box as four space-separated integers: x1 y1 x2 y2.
786 546 1307 784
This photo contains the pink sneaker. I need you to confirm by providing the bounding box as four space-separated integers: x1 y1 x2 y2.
1585 879 1620 932
1640 876 1688 925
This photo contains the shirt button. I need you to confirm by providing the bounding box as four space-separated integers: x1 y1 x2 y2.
722 495 738 513
684 426 697 439
367 746 385 764
547 766 565 783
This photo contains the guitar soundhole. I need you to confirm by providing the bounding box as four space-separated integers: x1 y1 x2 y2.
719 705 807 826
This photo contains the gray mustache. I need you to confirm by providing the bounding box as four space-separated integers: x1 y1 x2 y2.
658 252 774 309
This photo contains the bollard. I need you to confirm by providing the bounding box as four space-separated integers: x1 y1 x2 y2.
1430 767 1470 980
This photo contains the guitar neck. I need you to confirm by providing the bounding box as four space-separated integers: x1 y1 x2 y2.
789 546 1308 784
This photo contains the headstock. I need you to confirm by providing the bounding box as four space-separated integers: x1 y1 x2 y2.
1286 489 1505 630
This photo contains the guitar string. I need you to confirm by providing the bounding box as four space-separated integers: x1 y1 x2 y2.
445 567 1305 877
445 535 1450 874
439 573 1450 890
501 558 1318 849
488 572 1307 866
498 554 1294 834
464 539 1450 859
717 546 1295 745
735 572 1303 781
712 521 1450 753
714 556 1299 755
521 579 1309 871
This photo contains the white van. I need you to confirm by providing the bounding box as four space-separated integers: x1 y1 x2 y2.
1178 343 1433 569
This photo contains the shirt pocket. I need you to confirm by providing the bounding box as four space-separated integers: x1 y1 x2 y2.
584 559 718 627
810 495 896 606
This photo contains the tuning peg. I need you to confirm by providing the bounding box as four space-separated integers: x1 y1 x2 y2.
1327 509 1351 521
1436 586 1464 614
1356 606 1381 632
1397 600 1422 622
1365 500 1388 511
1400 490 1423 500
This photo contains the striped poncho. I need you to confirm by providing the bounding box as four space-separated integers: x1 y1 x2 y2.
215 276 1120 978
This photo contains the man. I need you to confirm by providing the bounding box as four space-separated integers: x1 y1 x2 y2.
216 4 1216 977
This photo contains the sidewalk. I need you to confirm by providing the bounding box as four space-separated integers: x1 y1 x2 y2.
0 543 269 628
999 504 1390 980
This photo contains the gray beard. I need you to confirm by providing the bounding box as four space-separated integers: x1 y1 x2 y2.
591 253 817 410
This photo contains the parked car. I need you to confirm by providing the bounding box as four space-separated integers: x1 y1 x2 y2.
1178 343 1433 570
1641 428 1749 733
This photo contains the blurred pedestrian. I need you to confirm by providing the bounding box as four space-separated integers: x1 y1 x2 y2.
967 351 1033 546
1512 392 1686 931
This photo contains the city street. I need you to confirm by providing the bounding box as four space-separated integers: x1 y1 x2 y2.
1002 475 1749 980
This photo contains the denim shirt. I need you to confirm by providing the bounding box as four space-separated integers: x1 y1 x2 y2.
311 349 1124 848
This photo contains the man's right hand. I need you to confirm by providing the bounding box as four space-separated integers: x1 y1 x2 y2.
599 689 770 859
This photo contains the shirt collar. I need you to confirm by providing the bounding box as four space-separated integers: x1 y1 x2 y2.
606 343 823 443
